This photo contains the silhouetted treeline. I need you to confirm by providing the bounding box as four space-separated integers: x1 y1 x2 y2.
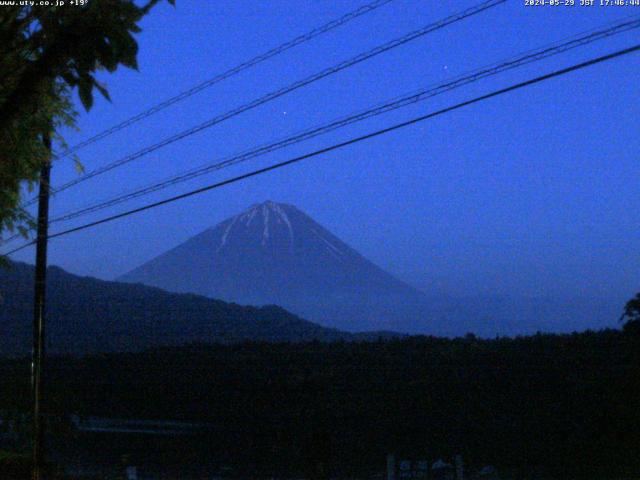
1 329 638 478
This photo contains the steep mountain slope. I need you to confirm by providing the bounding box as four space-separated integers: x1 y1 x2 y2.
118 201 622 336
0 261 364 357
120 201 429 332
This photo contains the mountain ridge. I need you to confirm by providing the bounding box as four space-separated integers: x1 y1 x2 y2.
0 260 401 357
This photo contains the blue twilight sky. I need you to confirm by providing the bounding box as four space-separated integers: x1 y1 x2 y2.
7 0 640 307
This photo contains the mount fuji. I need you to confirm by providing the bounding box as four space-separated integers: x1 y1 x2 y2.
119 201 431 333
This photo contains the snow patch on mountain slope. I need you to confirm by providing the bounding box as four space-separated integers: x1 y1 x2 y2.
272 202 294 247
217 216 239 252
261 204 270 246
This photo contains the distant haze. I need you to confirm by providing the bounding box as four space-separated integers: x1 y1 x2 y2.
119 201 623 336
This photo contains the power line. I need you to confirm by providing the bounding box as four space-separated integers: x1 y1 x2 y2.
25 0 505 204
54 0 397 159
44 16 640 225
5 43 639 257
2 15 636 246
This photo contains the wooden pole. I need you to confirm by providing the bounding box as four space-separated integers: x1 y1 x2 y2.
32 131 51 480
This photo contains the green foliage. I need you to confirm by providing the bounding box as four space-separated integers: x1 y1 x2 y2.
0 81 75 243
0 0 174 243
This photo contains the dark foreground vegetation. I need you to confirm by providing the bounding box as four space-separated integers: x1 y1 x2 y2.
1 329 639 478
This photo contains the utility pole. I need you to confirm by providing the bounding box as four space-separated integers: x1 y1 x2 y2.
32 131 52 480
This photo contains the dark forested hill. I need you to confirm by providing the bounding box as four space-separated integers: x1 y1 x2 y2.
0 261 379 356
1 331 638 478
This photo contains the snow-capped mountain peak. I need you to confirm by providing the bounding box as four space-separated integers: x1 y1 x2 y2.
119 201 425 332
